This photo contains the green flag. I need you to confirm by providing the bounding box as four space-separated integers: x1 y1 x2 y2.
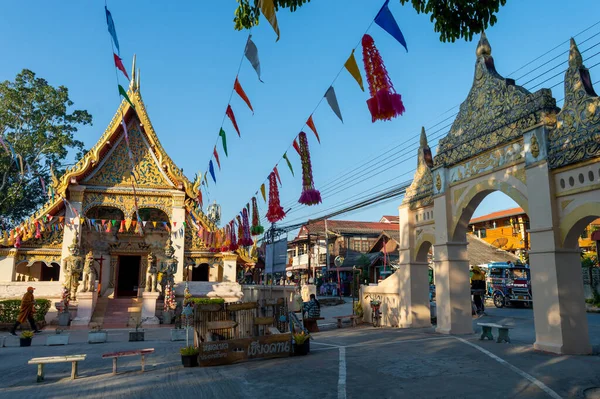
219 128 228 157
118 84 135 109
283 152 294 176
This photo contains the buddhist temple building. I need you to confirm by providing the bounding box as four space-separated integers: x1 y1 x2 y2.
0 59 253 326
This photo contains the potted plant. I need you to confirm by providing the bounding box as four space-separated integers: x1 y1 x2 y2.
293 331 310 356
88 324 107 344
180 345 199 367
46 328 69 346
20 330 34 347
129 318 145 342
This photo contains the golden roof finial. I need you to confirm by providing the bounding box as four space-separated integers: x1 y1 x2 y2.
568 38 583 69
420 126 428 147
136 67 141 91
130 54 137 91
476 32 492 58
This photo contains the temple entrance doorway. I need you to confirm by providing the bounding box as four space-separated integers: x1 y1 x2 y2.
116 255 141 297
191 263 210 282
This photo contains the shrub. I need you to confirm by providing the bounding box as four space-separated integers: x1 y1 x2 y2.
21 330 34 339
180 345 199 355
293 331 310 344
0 298 52 323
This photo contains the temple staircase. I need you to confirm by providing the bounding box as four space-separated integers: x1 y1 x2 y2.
90 297 142 328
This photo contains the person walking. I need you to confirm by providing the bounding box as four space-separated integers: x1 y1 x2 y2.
10 287 41 335
470 266 486 314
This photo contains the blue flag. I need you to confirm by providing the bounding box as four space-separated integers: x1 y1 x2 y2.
209 160 216 183
105 6 120 54
374 0 408 52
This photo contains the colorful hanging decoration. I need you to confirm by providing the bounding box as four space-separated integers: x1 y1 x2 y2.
244 35 264 83
306 115 321 143
105 6 120 54
250 197 264 235
118 85 135 109
234 77 254 113
213 147 221 170
260 0 280 41
260 183 266 202
35 221 41 239
293 138 301 156
297 132 322 206
237 216 244 246
362 34 405 122
226 105 241 137
241 208 253 246
273 166 282 186
374 0 408 52
266 172 285 223
209 160 216 183
229 221 239 251
324 86 343 123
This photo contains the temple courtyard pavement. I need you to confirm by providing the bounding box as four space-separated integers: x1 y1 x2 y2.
1 304 600 399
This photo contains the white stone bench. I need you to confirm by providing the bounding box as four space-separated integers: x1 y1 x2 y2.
477 322 514 343
28 355 86 382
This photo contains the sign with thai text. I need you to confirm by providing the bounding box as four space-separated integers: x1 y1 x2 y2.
198 333 291 366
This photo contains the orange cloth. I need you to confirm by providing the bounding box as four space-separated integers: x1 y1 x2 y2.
17 291 35 323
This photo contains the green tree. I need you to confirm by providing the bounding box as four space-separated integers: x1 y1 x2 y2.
234 0 507 43
0 69 92 228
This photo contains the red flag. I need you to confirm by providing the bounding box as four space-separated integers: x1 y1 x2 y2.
234 77 254 113
293 138 301 156
113 53 129 80
226 105 241 137
273 166 282 186
213 146 221 170
306 116 320 143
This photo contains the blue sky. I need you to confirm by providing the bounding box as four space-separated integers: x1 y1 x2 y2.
2 0 599 229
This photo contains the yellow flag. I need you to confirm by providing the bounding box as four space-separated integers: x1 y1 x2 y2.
260 0 280 41
125 218 132 231
152 221 157 228
260 183 266 202
344 50 364 91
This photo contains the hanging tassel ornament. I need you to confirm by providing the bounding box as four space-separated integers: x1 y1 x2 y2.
35 221 41 239
237 216 244 247
229 221 239 251
241 208 253 246
297 132 322 206
266 172 286 223
362 34 405 122
250 197 264 235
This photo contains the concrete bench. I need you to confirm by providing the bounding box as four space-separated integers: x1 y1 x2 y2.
28 355 86 382
303 317 325 333
333 315 360 329
477 323 514 343
102 348 155 374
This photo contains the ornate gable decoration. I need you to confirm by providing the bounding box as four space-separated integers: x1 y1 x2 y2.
85 120 173 188
403 128 434 210
548 38 600 169
434 33 557 168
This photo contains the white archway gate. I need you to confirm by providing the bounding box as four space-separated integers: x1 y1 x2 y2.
374 34 600 355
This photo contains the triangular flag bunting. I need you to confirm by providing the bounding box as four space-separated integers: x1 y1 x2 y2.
105 6 120 54
152 221 157 228
118 85 135 109
226 105 241 137
213 146 221 170
113 53 129 80
324 86 343 123
244 35 263 82
306 116 320 143
219 128 228 156
283 152 294 176
293 138 301 156
344 49 365 91
209 160 217 183
234 77 254 113
259 0 280 41
374 0 408 52
260 183 266 202
273 166 282 186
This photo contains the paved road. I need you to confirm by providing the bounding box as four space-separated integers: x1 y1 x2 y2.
1 304 599 399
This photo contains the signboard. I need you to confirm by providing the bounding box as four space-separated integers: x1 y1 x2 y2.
265 238 288 274
198 333 292 367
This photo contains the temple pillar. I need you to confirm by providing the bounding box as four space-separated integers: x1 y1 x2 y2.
0 250 17 282
221 253 237 283
433 241 472 335
60 186 85 284
526 161 591 354
397 205 431 328
171 193 186 283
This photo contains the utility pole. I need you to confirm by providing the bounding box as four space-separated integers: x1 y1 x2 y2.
324 219 329 273
307 231 311 283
